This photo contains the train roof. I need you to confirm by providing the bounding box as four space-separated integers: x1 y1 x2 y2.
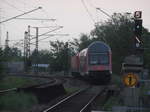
88 41 111 53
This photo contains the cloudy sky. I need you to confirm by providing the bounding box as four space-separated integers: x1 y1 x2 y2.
0 0 150 50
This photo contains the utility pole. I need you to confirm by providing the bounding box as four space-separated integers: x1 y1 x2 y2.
26 25 31 71
5 31 9 48
35 27 39 73
24 31 28 72
29 26 62 73
0 8 1 48
28 25 31 57
66 42 69 75
28 25 65 73
0 7 42 50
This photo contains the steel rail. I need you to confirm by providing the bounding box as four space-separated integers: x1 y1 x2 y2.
0 88 17 94
43 87 90 112
80 87 107 112
0 79 57 94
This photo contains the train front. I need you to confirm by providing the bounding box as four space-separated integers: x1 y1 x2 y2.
87 41 112 84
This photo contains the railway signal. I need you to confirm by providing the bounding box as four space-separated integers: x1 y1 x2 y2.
134 11 142 19
134 11 143 48
134 19 142 37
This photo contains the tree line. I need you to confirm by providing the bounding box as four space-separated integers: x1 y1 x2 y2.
1 13 150 75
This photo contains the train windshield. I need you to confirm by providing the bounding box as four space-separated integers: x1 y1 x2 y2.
89 53 109 65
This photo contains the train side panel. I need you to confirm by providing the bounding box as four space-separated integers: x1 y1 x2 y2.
71 54 80 76
78 48 88 76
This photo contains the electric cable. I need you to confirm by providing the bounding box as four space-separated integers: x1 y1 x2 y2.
2 0 25 12
81 0 96 23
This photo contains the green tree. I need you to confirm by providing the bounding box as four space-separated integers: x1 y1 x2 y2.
71 13 150 74
3 47 22 62
70 34 94 52
49 40 71 73
30 50 51 64
90 13 136 74
143 29 150 69
0 48 3 70
0 48 4 80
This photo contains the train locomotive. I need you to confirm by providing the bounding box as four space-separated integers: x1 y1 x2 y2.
71 41 112 84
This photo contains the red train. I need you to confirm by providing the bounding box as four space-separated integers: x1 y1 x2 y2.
71 41 112 84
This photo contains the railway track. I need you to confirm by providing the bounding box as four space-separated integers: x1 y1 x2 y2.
43 86 107 112
6 72 72 79
6 73 72 84
0 79 57 95
0 77 67 103
0 88 17 94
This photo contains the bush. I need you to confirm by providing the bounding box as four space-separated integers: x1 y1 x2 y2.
0 76 37 90
0 65 4 80
111 74 122 86
0 92 38 111
103 96 120 111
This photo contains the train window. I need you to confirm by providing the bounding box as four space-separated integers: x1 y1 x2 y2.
89 53 109 65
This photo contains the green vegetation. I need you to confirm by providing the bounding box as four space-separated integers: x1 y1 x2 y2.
0 47 22 77
0 76 39 111
111 74 122 85
2 47 22 62
65 87 79 94
0 13 150 75
0 48 4 80
69 13 150 75
140 82 150 96
0 92 38 111
103 96 121 111
0 76 38 90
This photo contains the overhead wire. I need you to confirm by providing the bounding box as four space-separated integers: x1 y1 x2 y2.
33 0 57 34
34 0 48 21
14 0 41 12
85 0 96 9
2 0 25 13
81 0 107 42
85 0 112 22
85 0 99 23
0 7 42 24
30 26 63 43
81 0 96 24
15 18 56 21
13 0 27 6
96 8 112 19
33 0 67 47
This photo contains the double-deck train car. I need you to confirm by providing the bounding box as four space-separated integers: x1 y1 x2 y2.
71 41 112 84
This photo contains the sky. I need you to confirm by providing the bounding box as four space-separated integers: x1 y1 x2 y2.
0 0 150 50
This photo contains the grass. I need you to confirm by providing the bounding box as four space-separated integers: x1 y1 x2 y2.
65 87 80 94
0 76 39 111
111 74 122 88
0 76 38 90
0 92 38 111
103 96 120 111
